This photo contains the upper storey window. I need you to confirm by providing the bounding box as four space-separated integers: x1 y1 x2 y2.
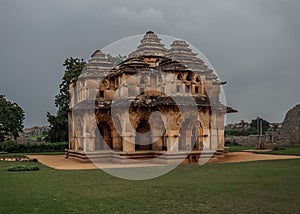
99 90 104 97
177 74 182 80
186 73 193 81
140 76 148 84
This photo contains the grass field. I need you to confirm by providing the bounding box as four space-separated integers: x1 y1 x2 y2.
0 159 300 213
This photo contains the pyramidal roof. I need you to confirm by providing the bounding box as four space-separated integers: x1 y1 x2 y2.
128 31 167 58
166 40 216 79
79 50 113 78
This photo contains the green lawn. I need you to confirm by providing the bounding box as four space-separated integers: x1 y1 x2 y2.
0 159 299 213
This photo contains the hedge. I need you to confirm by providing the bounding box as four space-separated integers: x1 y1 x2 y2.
8 165 39 172
0 141 68 153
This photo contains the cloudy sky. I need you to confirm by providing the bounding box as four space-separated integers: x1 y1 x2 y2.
0 0 299 127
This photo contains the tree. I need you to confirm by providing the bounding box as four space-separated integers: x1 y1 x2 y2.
250 118 270 134
0 95 25 142
46 55 127 142
106 54 127 66
46 58 86 142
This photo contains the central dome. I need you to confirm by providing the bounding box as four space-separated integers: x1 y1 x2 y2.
128 31 167 58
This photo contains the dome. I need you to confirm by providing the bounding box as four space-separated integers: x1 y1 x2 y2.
128 31 167 58
79 50 113 79
167 40 217 79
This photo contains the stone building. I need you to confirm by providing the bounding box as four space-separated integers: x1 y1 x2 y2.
68 31 236 163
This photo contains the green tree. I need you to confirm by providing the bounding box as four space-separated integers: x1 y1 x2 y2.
106 54 127 66
47 58 86 142
46 55 126 142
0 95 25 142
250 118 270 134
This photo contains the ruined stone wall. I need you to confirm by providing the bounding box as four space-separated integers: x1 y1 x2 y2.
274 104 300 146
225 135 272 147
226 104 300 147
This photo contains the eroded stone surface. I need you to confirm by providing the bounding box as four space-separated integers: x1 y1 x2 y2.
68 31 235 161
275 104 300 146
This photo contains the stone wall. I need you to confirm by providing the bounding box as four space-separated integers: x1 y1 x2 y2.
274 104 300 146
226 104 300 147
225 135 273 147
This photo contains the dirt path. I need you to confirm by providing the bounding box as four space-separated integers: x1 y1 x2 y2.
27 155 169 170
27 152 300 170
215 152 300 163
27 155 97 170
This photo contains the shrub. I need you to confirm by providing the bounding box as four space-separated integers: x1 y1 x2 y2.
0 154 39 162
0 141 68 153
7 165 39 172
225 140 241 146
0 154 26 159
273 147 285 151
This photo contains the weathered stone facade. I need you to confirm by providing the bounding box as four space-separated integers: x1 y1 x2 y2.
225 105 300 148
225 135 274 147
274 104 300 146
68 31 235 163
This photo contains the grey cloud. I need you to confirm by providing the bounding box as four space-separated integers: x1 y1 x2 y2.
0 0 299 126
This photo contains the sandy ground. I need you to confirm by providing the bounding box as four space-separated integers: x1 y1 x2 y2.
27 152 300 170
28 152 300 170
27 155 172 170
215 152 300 163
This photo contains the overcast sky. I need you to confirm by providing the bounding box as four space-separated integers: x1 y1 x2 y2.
0 0 299 127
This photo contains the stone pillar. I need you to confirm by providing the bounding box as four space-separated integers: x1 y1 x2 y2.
185 130 192 150
84 136 96 152
197 134 204 150
82 110 96 152
217 129 224 150
202 128 210 150
122 133 135 152
210 129 218 150
111 130 122 151
151 133 163 150
150 119 165 150
166 130 179 152
210 111 218 150
68 112 73 150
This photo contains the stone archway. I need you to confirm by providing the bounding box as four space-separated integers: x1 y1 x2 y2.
95 121 112 150
135 119 152 151
179 119 202 151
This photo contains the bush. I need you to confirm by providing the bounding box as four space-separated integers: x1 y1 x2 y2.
0 141 68 153
7 165 39 172
0 154 39 162
225 140 241 146
273 147 285 151
0 154 26 159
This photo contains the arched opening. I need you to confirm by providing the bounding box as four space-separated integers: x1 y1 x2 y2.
135 119 152 151
140 76 146 84
179 119 190 150
179 119 202 151
177 74 182 80
186 73 193 81
192 126 197 150
95 122 112 150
